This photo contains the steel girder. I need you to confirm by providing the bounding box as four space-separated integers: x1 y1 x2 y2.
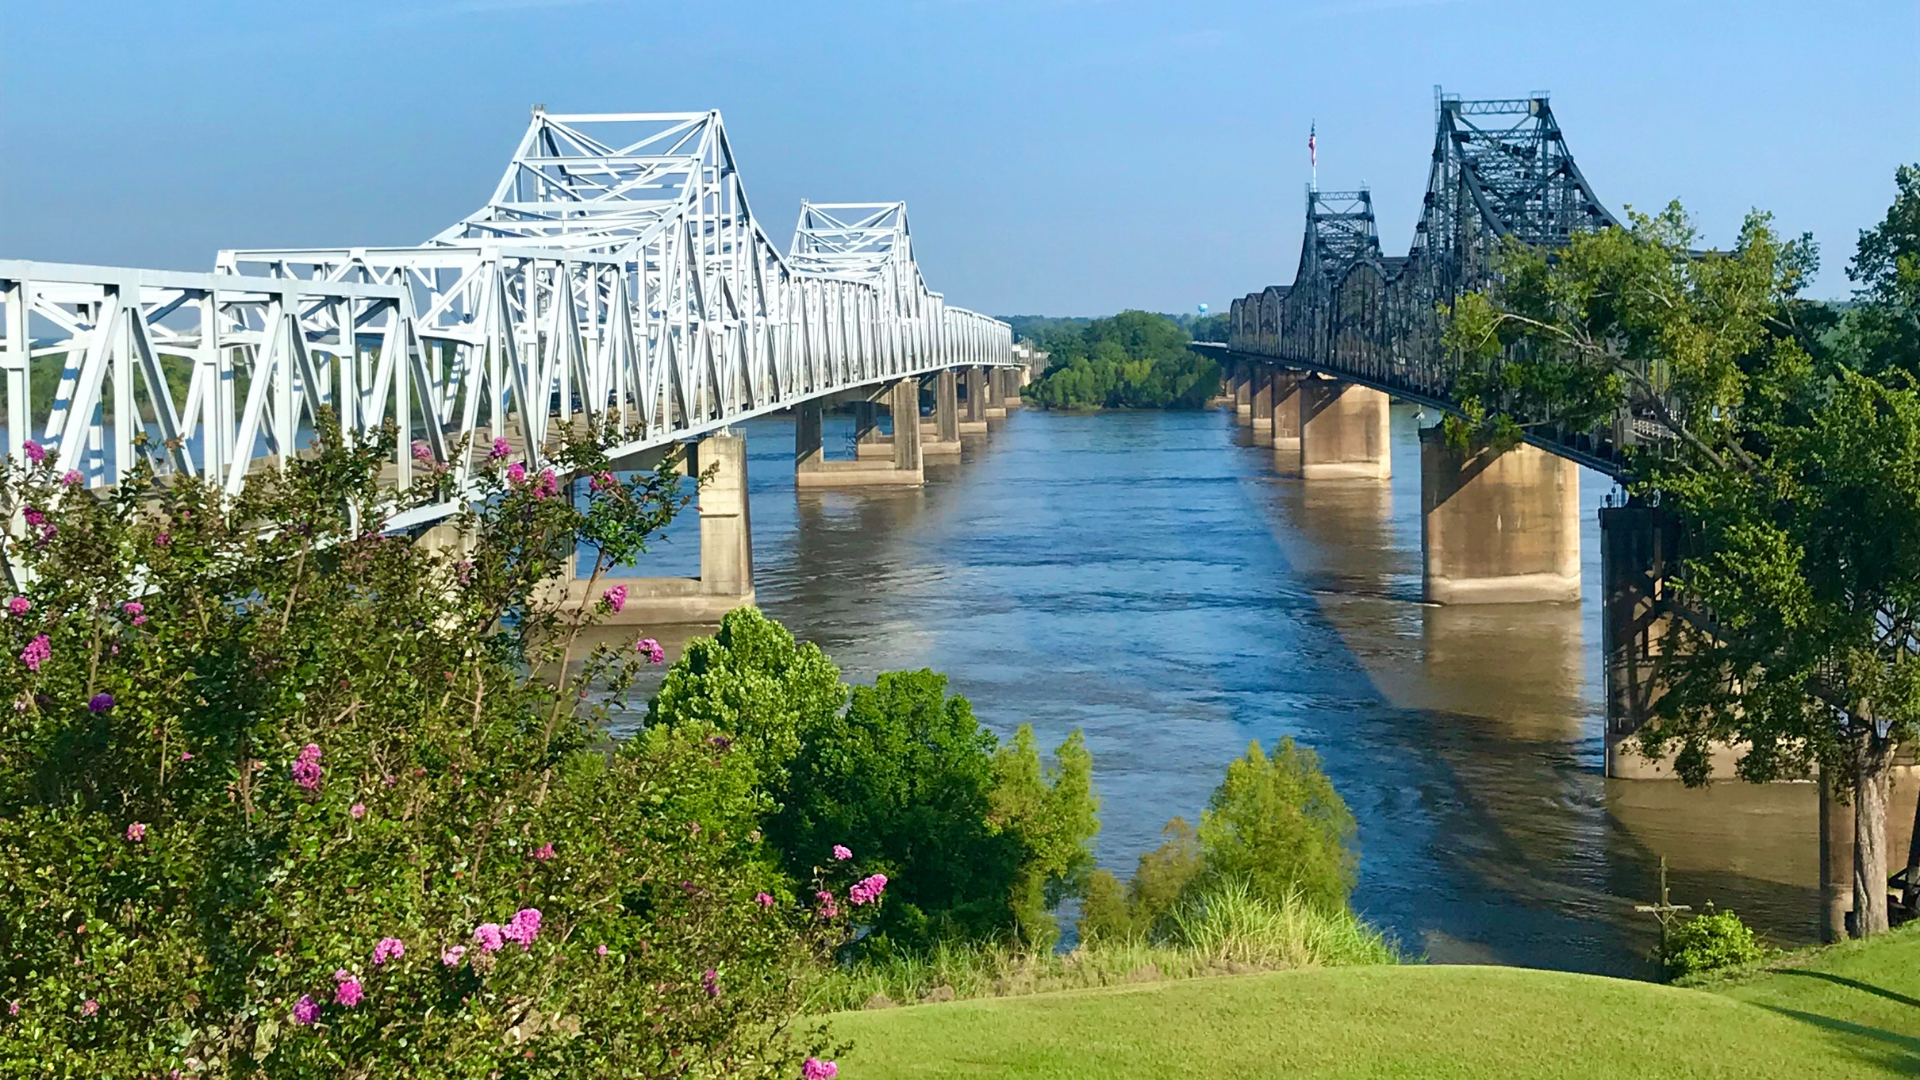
1225 92 1645 476
0 110 1011 530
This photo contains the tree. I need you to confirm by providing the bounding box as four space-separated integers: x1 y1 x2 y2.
0 420 872 1077
1197 739 1356 912
1841 165 1920 381
990 726 1100 948
1022 310 1221 410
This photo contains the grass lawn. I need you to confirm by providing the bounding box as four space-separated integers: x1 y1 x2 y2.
827 943 1920 1079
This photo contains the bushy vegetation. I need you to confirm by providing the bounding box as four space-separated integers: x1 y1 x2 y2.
0 422 882 1077
651 610 1100 954
1021 310 1220 410
1661 908 1768 981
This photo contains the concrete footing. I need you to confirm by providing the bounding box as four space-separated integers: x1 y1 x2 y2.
1272 370 1303 471
796 378 924 488
1419 428 1580 604
1250 368 1275 443
1300 379 1390 479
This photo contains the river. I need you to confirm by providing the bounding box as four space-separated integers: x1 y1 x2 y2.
608 403 1885 978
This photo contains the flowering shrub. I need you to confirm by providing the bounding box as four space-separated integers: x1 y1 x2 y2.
0 420 876 1078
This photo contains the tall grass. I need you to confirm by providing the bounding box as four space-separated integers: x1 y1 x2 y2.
806 883 1396 1013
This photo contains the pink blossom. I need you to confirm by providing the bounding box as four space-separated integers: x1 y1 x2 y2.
814 890 840 919
153 532 170 547
333 971 363 1008
350 802 366 820
602 585 627 614
441 945 467 967
755 892 775 909
505 462 527 485
122 601 146 626
411 440 433 462
291 743 323 793
5 597 26 616
125 822 146 842
489 437 511 460
503 908 542 948
79 999 98 1018
533 469 559 500
372 937 405 966
290 994 320 1025
472 923 505 953
7 1001 19 1016
22 440 45 465
637 638 664 665
802 1057 838 1080
178 751 193 763
19 635 49 673
596 944 609 956
849 873 889 906
19 508 41 527
533 842 555 862
702 968 721 998
831 845 852 862
61 470 82 487
589 470 618 492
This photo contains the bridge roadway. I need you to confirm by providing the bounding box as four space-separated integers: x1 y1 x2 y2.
1205 91 1682 780
0 108 1024 618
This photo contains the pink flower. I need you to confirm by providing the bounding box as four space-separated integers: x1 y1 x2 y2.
79 999 98 1018
755 892 775 909
637 638 664 665
589 470 617 492
122 602 144 627
291 744 323 793
814 890 840 919
19 635 49 673
533 842 554 862
333 971 363 1008
178 751 193 763
596 944 609 956
350 802 366 820
125 822 146 842
290 994 320 1025
441 945 467 967
153 532 170 547
5 1001 16 1016
502 908 542 948
831 845 852 862
702 968 721 998
372 937 405 965
533 469 559 500
472 923 505 953
61 470 82 487
20 509 41 528
803 1057 838 1080
849 873 889 906
22 440 45 465
489 437 511 460
505 462 526 485
602 585 627 613
411 440 432 462
5 597 26 616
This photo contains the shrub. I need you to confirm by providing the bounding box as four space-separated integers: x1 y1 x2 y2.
1198 739 1357 911
0 421 871 1078
1662 906 1767 980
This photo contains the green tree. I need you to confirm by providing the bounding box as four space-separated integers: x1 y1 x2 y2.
1023 310 1221 410
1197 739 1356 912
990 726 1100 948
1841 165 1920 380
0 420 868 1077
1075 817 1205 944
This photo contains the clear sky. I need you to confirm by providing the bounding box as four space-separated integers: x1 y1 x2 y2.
1 0 1914 315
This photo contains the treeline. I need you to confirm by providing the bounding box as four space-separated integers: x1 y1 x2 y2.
1017 310 1222 411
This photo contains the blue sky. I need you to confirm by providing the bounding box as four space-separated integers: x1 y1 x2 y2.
1 0 1913 314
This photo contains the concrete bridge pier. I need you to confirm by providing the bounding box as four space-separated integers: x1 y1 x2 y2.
1299 378 1390 479
994 367 1024 410
797 379 925 488
1419 427 1580 605
961 366 991 434
1271 370 1304 472
982 365 1008 419
1250 368 1276 445
577 431 754 623
1233 366 1253 425
1599 505 1695 779
923 370 963 458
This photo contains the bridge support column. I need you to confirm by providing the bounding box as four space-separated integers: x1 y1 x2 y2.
1420 427 1579 604
1233 366 1253 425
983 365 1007 419
581 432 754 624
797 380 925 488
923 369 962 458
1299 379 1390 479
1272 370 1304 472
961 367 991 434
1250 368 1275 444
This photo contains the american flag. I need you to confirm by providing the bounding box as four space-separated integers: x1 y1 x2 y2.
1308 122 1316 169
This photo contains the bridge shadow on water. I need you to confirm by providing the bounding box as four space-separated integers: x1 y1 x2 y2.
593 403 1858 979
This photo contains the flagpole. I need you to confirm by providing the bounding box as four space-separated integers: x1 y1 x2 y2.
1309 120 1317 193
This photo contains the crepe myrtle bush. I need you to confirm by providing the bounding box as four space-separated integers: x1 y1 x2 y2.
0 417 880 1079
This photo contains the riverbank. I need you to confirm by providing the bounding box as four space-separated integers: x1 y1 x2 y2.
826 925 1920 1078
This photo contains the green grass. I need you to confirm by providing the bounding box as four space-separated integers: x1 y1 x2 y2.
826 929 1920 1078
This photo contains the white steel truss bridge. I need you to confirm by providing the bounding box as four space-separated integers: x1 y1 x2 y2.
0 109 1013 528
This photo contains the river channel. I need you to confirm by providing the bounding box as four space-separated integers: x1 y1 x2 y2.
604 403 1877 978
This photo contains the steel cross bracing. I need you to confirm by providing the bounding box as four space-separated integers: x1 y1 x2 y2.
1224 92 1652 476
0 109 1012 529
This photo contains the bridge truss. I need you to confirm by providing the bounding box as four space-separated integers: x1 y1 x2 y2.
1226 93 1637 474
0 109 1011 527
